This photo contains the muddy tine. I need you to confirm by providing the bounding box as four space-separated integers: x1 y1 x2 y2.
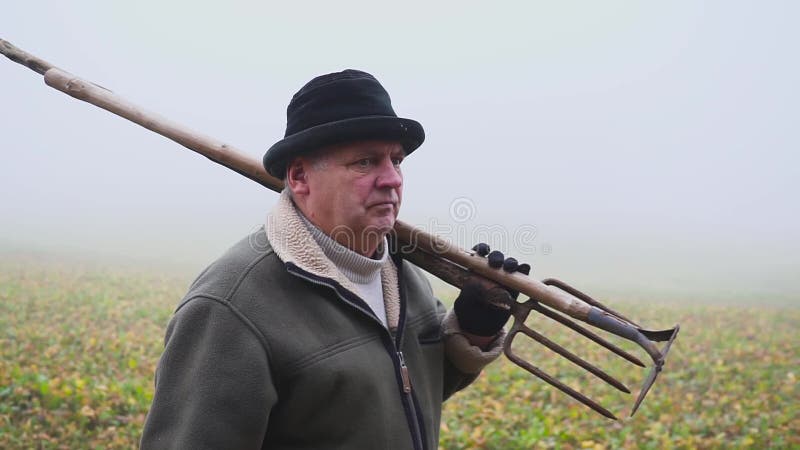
504 330 619 420
515 322 632 394
528 301 646 368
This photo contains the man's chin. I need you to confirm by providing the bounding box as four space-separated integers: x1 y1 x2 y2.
364 217 396 236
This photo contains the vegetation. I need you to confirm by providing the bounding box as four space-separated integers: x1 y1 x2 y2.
1 257 797 449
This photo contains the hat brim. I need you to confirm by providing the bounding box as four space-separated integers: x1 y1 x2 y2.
264 116 425 178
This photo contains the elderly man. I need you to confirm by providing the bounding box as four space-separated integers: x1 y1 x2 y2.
141 70 521 449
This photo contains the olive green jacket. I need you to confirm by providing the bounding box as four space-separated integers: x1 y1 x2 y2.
141 192 504 449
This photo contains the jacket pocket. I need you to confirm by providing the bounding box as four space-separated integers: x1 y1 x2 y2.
417 326 443 345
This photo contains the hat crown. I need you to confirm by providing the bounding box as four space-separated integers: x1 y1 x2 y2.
263 69 424 178
285 69 398 136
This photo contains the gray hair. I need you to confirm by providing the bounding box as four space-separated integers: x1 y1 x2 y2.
283 151 329 198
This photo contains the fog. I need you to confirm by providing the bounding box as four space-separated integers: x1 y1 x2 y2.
2 1 798 304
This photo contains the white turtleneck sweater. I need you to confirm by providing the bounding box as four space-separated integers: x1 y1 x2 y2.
298 213 389 328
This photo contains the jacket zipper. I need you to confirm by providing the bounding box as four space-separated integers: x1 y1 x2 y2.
286 264 426 450
397 351 411 393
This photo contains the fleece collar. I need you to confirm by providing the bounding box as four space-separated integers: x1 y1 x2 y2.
265 189 400 330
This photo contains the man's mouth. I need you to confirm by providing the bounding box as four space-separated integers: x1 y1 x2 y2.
369 201 397 208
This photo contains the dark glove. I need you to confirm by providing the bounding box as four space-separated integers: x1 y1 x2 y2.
453 243 532 337
453 280 512 337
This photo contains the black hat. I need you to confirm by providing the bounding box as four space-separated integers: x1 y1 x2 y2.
263 69 425 178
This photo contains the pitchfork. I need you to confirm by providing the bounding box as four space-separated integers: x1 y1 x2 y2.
504 278 679 420
394 233 681 421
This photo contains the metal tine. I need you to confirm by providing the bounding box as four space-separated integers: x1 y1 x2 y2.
512 317 631 394
542 278 641 328
504 329 619 420
526 300 646 368
630 364 660 417
630 324 680 416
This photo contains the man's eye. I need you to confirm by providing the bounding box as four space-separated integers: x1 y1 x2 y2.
356 158 372 168
392 157 403 167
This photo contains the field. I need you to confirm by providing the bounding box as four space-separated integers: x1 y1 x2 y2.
1 256 797 449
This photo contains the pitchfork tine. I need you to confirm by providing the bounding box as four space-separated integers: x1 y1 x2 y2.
504 331 619 420
630 324 680 416
514 320 631 393
525 300 646 368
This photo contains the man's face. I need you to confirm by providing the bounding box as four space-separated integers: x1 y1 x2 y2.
300 140 405 249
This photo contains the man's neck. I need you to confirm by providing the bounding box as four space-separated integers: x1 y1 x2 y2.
296 210 388 283
333 234 383 259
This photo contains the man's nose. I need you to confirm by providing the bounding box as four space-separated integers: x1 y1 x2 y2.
375 157 403 189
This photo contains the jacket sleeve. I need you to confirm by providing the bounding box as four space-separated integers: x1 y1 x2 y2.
440 306 506 400
140 296 275 450
435 303 505 401
442 308 506 374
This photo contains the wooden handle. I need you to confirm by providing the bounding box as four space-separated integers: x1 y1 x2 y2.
43 68 282 192
392 221 591 320
0 39 54 75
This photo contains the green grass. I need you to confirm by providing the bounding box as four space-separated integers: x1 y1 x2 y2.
1 257 797 449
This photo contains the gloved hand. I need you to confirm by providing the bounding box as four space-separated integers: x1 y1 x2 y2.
471 242 531 300
470 243 531 280
453 243 532 337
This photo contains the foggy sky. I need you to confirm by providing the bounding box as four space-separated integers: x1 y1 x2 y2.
2 1 798 303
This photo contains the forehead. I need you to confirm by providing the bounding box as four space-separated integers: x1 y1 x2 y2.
323 140 405 159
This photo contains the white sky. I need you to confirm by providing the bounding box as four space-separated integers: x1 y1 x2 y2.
1 1 798 303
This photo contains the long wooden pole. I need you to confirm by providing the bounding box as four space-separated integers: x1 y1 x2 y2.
1 38 592 321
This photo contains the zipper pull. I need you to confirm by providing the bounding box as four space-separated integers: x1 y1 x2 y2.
398 351 412 393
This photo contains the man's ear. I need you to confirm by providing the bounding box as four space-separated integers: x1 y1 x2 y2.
286 158 310 196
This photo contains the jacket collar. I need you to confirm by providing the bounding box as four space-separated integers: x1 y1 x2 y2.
265 189 401 329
